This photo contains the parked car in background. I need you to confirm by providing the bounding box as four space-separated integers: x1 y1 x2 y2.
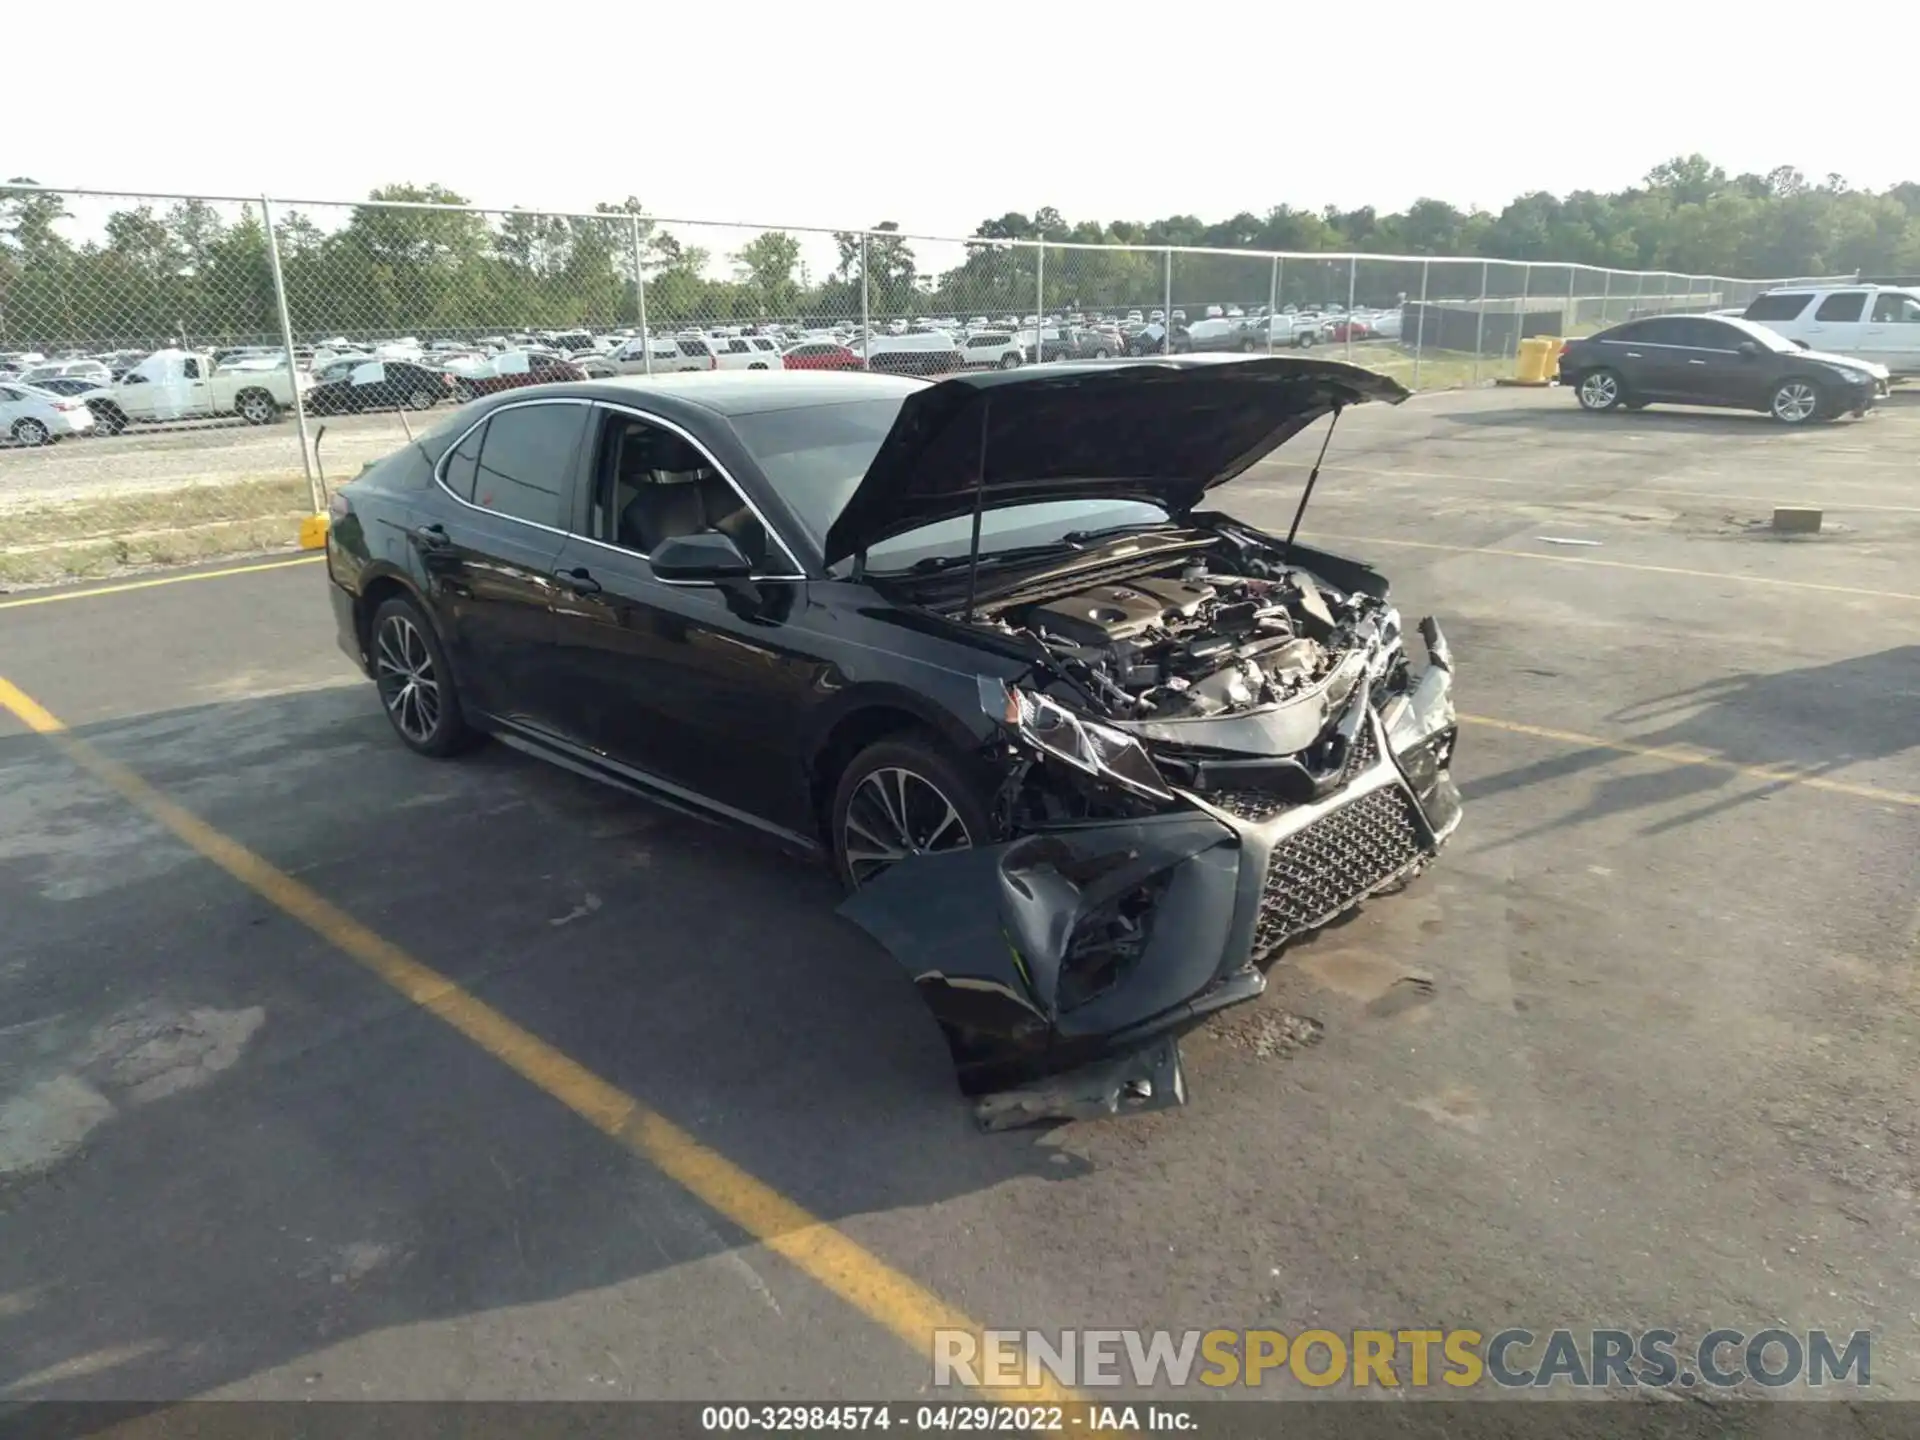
307 358 459 414
960 332 1026 369
1030 326 1118 361
1126 322 1192 356
1558 314 1888 424
710 335 786 371
25 374 122 430
1739 285 1920 377
611 336 717 375
865 331 963 375
0 380 96 445
108 348 310 428
448 350 588 401
781 341 865 371
20 358 112 385
1183 317 1248 354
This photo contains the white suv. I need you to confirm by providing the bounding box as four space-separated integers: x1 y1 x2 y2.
709 335 786 371
960 332 1024 369
1741 285 1920 377
611 336 717 374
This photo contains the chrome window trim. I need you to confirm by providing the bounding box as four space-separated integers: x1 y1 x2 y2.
431 395 593 539
580 400 808 582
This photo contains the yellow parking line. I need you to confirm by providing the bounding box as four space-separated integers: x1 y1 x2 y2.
1461 713 1920 809
0 555 324 611
1307 532 1920 604
0 673 1070 1405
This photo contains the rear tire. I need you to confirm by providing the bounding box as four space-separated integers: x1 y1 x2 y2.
1575 368 1625 411
998 351 1021 369
405 388 435 410
368 596 475 759
236 388 279 425
11 418 52 447
829 735 992 894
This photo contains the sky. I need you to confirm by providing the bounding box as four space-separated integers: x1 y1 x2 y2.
8 0 1907 248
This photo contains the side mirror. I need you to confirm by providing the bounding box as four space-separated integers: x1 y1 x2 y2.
1737 340 1760 357
650 529 754 582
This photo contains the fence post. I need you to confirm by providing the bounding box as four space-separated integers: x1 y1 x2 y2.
1035 240 1045 363
1566 265 1578 334
860 233 871 370
1600 269 1611 325
260 195 318 514
1163 249 1173 345
1472 260 1489 384
1413 258 1429 390
1635 270 1645 318
629 215 651 376
1267 255 1279 354
1345 255 1357 361
1514 261 1531 366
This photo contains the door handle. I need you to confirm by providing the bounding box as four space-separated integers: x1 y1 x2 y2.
1687 358 1707 365
410 522 452 552
556 566 601 596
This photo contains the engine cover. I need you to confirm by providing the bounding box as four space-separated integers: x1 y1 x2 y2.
1027 578 1218 646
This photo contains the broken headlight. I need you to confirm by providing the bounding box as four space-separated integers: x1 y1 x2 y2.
979 677 1176 803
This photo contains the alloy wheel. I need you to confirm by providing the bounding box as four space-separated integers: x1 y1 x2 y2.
841 766 973 887
1579 372 1619 408
240 394 274 423
1772 382 1819 423
407 389 434 410
13 418 51 447
374 613 442 744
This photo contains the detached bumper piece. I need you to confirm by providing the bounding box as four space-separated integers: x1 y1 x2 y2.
840 619 1461 1130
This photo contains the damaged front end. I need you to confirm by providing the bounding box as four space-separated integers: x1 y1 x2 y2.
840 535 1461 1130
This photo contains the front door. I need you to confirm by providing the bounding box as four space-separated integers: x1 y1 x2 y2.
418 398 590 733
1860 291 1920 374
543 405 821 838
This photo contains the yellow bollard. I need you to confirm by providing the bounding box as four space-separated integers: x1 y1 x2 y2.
1500 336 1557 387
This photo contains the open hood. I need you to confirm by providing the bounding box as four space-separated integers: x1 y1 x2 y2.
822 355 1408 568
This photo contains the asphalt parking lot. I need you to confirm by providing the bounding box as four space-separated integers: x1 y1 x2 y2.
2 385 1916 1404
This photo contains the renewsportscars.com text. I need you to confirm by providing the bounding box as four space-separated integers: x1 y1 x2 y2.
934 1327 1871 1391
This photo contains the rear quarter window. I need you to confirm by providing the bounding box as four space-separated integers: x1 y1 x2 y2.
1743 293 1811 322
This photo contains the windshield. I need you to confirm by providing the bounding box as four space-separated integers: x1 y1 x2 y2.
730 398 1174 573
1715 316 1798 352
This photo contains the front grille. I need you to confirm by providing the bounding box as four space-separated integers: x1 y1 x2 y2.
1204 721 1380 825
1251 785 1426 958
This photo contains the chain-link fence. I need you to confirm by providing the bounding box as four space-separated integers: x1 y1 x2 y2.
0 183 1853 587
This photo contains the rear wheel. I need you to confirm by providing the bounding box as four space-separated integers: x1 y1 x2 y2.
998 351 1021 369
1769 378 1824 425
11 417 52 447
1576 368 1625 411
235 388 279 425
369 596 474 758
829 736 991 894
405 387 435 410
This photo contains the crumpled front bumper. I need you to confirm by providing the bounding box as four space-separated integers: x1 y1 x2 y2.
839 619 1461 1128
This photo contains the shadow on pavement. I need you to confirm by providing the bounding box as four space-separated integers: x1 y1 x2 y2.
0 686 1084 1401
1459 646 1920 842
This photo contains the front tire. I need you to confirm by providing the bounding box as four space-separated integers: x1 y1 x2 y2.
11 418 52 447
1576 368 1625 411
829 736 991 894
91 404 128 435
998 352 1021 369
369 597 473 758
405 388 436 410
1770 379 1824 425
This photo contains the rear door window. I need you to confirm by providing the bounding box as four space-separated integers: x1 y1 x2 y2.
440 419 487 501
470 402 587 529
1814 292 1868 323
1742 293 1810 322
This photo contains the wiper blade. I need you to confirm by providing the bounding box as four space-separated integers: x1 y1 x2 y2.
908 543 1074 574
1060 522 1177 545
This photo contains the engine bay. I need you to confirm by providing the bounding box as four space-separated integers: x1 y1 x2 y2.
982 545 1397 721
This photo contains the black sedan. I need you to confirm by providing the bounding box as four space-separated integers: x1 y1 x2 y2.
323 360 1462 1122
1558 314 1888 424
306 357 458 414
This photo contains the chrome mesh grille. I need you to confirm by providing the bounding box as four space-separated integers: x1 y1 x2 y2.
1205 723 1381 825
1251 785 1426 957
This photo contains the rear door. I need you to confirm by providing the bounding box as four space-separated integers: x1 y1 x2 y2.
1594 319 1681 398
1800 290 1869 356
417 398 589 732
1859 291 1920 374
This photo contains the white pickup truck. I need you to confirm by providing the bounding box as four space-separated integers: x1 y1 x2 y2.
99 348 311 431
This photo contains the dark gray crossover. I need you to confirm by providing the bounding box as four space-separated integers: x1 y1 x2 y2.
324 357 1462 1124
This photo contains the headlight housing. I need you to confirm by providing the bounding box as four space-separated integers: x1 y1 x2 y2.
979 677 1175 803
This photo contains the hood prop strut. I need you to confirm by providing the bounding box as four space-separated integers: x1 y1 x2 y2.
961 394 992 623
1280 400 1343 566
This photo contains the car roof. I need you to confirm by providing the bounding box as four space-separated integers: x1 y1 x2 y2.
572 371 925 416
